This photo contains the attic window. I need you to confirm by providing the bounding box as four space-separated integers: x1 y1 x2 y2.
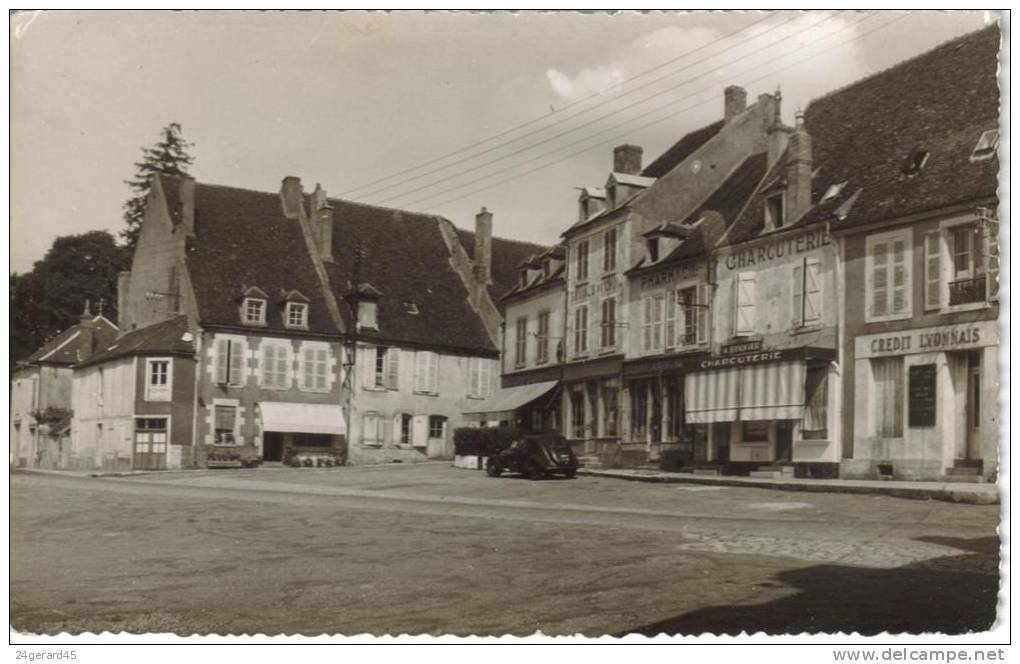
647 237 660 263
970 129 999 161
821 181 848 203
903 148 929 175
242 297 267 325
543 260 551 278
285 302 308 329
403 302 419 315
765 192 785 230
358 301 378 330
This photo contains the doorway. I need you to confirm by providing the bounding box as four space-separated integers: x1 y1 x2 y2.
134 417 168 471
263 432 284 462
776 420 794 462
965 351 982 460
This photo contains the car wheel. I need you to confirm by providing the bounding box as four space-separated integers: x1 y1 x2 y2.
525 462 545 480
563 468 577 479
485 459 503 477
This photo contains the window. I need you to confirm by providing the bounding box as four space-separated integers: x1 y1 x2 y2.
575 240 589 282
242 298 266 325
667 382 683 439
468 357 493 399
647 237 660 262
573 305 589 355
765 193 785 230
664 291 677 349
399 414 413 446
357 301 378 330
285 302 308 329
947 223 987 306
515 317 527 367
134 418 168 455
603 386 618 437
631 383 648 439
214 405 238 444
260 341 290 389
970 129 999 161
214 337 246 386
600 297 616 349
362 412 385 445
902 148 929 175
301 345 330 392
570 390 585 439
428 415 447 440
536 311 550 364
866 231 911 321
793 257 822 327
924 230 942 310
678 287 698 346
872 357 904 438
603 228 617 272
733 272 757 336
697 284 711 344
145 358 171 401
641 294 664 352
802 366 828 439
414 351 439 394
743 421 770 442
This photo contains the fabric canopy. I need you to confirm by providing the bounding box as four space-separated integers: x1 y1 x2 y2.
462 380 559 417
684 361 805 424
258 402 346 435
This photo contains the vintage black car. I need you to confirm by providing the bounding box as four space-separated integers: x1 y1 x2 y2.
485 433 580 479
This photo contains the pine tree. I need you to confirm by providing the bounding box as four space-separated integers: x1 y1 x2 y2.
121 122 195 248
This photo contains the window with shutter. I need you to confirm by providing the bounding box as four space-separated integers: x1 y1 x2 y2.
601 297 616 348
215 339 229 384
985 216 999 300
793 258 822 327
696 284 711 344
664 292 677 349
536 311 550 364
734 272 757 336
650 294 664 350
867 231 912 321
514 318 527 367
414 351 439 394
573 305 588 355
924 231 942 310
386 348 400 390
872 357 904 438
793 263 803 327
215 338 245 386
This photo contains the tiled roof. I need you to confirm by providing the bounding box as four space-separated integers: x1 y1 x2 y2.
454 227 548 304
641 119 725 178
173 178 340 337
23 316 119 366
77 316 193 368
805 25 1000 231
500 261 566 302
324 201 500 354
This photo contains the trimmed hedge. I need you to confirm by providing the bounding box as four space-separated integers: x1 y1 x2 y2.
453 427 520 457
282 445 346 468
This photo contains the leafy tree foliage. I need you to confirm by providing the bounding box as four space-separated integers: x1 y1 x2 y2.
121 122 194 248
10 231 129 367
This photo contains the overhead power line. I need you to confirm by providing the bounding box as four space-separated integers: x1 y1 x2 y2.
407 11 910 213
338 12 782 197
371 11 839 207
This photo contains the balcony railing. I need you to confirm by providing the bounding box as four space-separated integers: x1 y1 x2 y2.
948 275 987 305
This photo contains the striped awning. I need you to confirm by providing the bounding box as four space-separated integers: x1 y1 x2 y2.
684 361 805 424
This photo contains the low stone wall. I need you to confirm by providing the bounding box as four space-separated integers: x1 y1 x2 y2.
453 454 486 470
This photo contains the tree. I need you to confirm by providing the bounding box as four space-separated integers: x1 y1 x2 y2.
10 231 129 367
121 122 195 249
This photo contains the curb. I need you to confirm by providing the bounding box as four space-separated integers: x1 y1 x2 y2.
577 469 999 505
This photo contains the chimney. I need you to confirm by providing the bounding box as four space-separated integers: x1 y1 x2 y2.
474 207 493 286
178 176 196 235
613 144 643 175
280 176 305 219
724 85 747 123
311 183 334 263
78 300 95 361
786 111 813 223
117 271 131 329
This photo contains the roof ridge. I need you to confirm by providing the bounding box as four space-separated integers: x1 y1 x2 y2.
807 22 999 110
454 225 549 251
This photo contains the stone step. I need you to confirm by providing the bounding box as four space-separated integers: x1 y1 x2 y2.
946 466 981 476
942 474 987 483
953 459 984 469
749 470 784 479
692 468 721 476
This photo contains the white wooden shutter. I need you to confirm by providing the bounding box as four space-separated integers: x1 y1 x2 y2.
664 291 677 348
230 340 244 385
386 348 400 390
984 219 999 300
412 415 428 447
362 346 376 389
871 241 889 318
642 298 651 351
804 257 822 324
792 263 804 327
924 231 941 310
697 284 711 344
215 339 228 384
891 239 907 314
414 351 426 392
317 348 329 390
429 353 440 393
735 272 757 335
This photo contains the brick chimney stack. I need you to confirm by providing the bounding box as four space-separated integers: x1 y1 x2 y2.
474 207 493 286
78 299 95 361
310 183 334 263
786 111 813 223
724 85 748 123
280 176 305 219
766 90 792 169
613 144 643 175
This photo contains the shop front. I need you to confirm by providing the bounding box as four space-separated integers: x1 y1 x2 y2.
621 354 692 466
462 380 561 431
256 402 347 463
561 355 624 460
683 343 839 476
844 320 999 481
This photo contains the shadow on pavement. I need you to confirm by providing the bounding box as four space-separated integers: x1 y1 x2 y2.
617 536 1000 636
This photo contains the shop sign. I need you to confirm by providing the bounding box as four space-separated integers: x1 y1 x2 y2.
721 339 763 355
571 275 619 302
622 355 691 379
697 349 785 370
908 364 937 428
637 261 703 289
722 228 830 271
856 320 998 359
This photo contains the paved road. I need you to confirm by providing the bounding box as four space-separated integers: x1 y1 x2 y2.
10 463 1001 636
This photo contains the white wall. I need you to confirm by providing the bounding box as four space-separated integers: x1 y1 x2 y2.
70 357 136 470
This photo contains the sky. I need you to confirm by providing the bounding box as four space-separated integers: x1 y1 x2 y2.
9 10 995 274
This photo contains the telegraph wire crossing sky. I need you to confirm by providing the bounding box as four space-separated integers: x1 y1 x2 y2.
10 10 991 274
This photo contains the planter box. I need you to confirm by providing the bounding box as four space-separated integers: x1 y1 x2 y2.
453 454 487 470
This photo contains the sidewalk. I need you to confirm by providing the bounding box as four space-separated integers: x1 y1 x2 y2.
578 468 1000 505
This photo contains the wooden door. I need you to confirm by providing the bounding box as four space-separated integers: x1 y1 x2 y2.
133 418 168 471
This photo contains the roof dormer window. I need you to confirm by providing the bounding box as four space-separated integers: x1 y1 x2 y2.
647 237 660 263
765 192 786 230
358 300 378 331
970 129 999 161
242 297 266 326
285 301 308 329
902 148 929 175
